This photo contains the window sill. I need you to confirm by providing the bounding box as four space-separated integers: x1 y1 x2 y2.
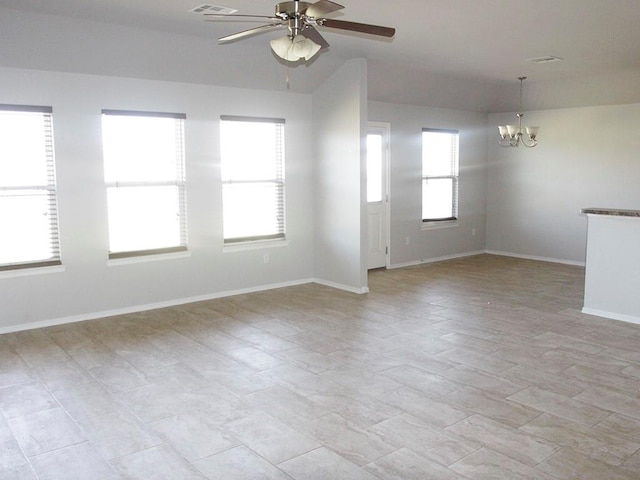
0 264 66 279
224 239 289 253
107 250 191 266
421 220 459 231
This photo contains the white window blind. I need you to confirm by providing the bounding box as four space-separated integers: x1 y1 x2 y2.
101 110 187 258
0 104 61 271
422 128 459 222
220 116 286 243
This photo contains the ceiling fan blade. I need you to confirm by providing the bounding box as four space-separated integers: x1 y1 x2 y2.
304 0 344 18
205 13 280 21
320 19 395 37
218 23 283 43
301 26 330 49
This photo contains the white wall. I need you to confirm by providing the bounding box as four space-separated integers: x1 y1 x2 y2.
368 101 488 267
487 103 640 264
312 59 369 292
0 67 315 331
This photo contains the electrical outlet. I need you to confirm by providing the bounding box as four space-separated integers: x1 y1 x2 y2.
472 228 477 237
405 236 410 245
263 253 269 264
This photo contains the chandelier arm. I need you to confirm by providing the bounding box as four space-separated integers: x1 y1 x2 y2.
520 136 538 148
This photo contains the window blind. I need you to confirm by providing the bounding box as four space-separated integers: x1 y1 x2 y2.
101 110 188 258
421 128 459 222
220 116 286 243
0 104 61 270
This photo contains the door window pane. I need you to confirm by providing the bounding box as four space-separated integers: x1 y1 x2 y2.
367 133 383 203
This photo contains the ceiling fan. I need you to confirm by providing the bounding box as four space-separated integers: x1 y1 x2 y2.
203 0 396 62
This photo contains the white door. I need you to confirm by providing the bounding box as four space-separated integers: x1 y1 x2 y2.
367 123 390 269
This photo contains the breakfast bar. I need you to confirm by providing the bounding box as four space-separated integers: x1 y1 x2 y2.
581 208 640 324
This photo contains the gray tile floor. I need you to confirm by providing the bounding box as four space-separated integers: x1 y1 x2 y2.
2 254 640 479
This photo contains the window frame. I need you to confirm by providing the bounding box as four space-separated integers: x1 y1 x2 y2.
101 109 188 259
421 127 460 225
220 115 286 245
0 104 61 271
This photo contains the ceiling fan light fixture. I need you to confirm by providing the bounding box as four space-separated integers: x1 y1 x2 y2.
211 0 395 64
270 34 321 61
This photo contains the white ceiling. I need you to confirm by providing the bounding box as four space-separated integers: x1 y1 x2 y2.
3 0 640 112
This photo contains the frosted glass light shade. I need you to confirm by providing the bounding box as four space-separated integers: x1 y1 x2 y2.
292 36 321 60
270 36 293 59
498 126 508 137
270 35 321 62
506 125 519 136
525 126 539 138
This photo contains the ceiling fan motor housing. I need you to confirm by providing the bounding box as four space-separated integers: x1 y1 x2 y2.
276 1 311 18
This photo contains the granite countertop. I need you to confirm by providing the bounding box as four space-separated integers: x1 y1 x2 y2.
581 207 640 217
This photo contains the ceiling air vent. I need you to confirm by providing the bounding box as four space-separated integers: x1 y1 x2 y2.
527 55 564 64
188 4 238 15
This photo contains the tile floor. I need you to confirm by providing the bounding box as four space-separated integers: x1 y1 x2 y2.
1 254 640 479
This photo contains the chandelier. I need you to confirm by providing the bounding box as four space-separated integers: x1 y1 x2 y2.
498 77 539 148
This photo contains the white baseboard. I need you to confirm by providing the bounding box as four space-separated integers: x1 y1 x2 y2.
485 250 585 267
313 278 369 294
0 250 587 335
388 250 485 270
581 307 640 325
0 278 315 335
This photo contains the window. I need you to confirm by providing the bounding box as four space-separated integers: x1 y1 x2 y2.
422 128 459 223
220 116 285 243
101 110 187 258
0 104 61 271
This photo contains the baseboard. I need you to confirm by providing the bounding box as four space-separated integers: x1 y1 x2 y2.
0 250 586 335
485 250 585 267
0 278 315 335
581 307 640 325
388 250 485 270
313 278 369 294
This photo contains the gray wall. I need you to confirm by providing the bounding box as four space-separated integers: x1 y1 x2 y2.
0 68 315 330
487 103 640 265
368 101 488 267
312 59 369 292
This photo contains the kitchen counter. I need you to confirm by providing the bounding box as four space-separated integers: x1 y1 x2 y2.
581 208 640 324
581 207 640 217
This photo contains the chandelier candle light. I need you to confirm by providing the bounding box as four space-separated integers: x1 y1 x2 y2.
498 77 539 148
